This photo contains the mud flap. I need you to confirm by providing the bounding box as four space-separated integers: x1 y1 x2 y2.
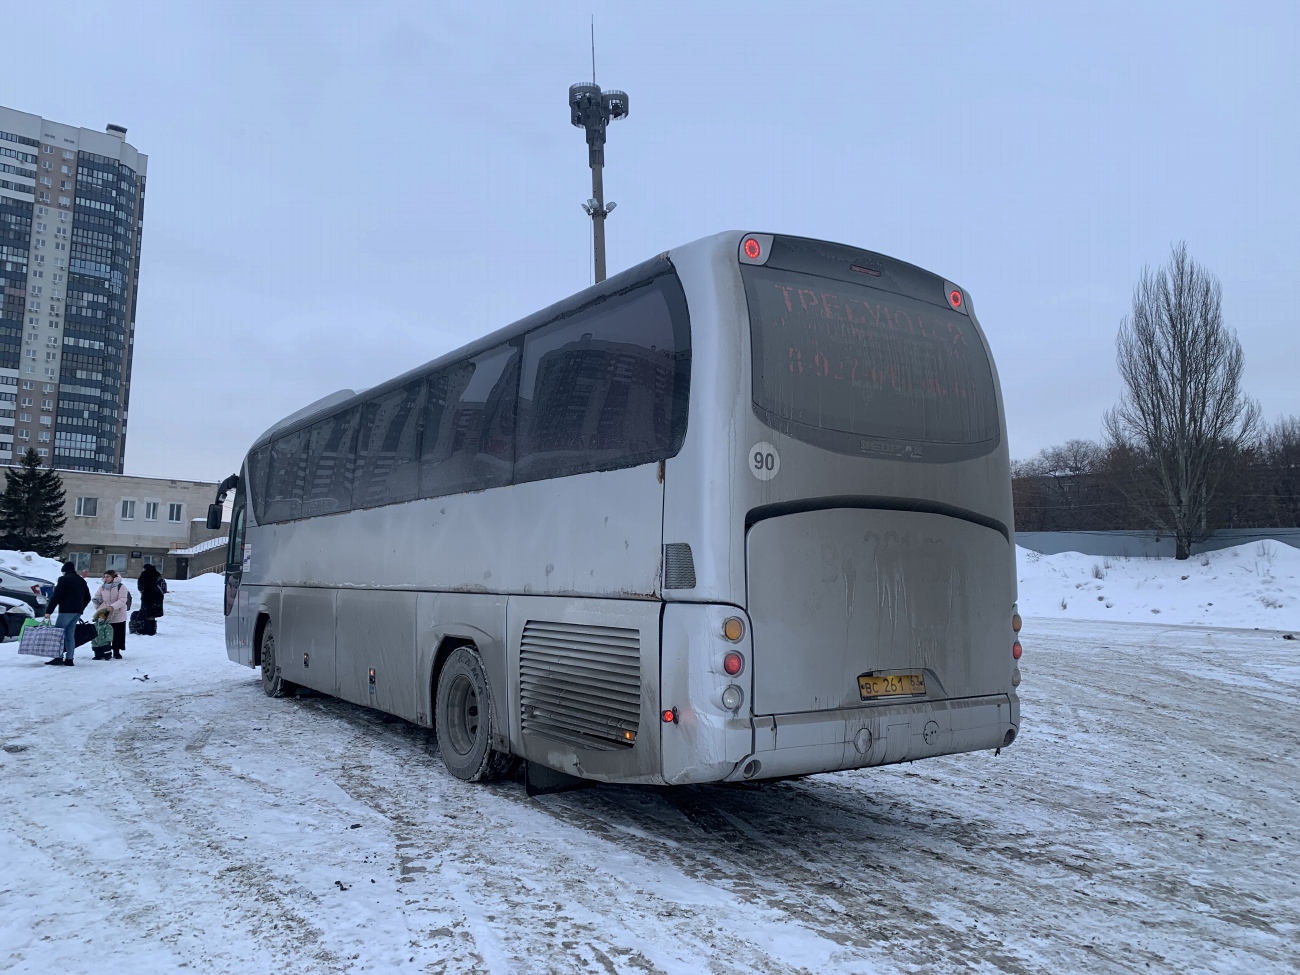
524 761 594 797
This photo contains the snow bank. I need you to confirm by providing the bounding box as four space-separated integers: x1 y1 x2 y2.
1017 540 1300 630
0 549 63 582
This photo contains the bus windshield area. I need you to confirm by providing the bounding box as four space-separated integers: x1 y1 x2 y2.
743 264 999 458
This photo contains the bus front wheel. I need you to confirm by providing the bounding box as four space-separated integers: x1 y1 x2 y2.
435 646 514 782
259 621 297 698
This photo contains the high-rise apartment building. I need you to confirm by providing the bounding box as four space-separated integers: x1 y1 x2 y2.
0 105 146 473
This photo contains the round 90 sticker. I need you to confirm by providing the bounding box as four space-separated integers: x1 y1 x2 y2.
749 442 780 481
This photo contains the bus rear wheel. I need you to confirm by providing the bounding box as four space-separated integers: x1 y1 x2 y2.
435 646 515 782
259 622 296 698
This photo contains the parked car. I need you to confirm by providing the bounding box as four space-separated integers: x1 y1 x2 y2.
0 568 49 613
0 594 34 642
17 573 54 601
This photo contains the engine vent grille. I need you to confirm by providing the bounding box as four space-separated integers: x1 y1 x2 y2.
519 621 641 751
663 542 697 589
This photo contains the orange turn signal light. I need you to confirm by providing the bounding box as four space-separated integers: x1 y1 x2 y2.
1012 613 1022 633
723 617 744 642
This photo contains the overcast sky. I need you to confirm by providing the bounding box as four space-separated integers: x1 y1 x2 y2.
10 1 1298 480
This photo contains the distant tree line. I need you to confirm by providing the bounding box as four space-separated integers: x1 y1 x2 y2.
1014 244 1296 556
1014 418 1300 536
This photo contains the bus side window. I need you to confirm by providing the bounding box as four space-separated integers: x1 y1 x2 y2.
419 345 519 499
353 380 426 509
247 444 272 524
263 429 309 523
302 407 361 517
515 278 686 484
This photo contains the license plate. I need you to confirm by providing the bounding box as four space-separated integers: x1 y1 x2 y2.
858 672 926 700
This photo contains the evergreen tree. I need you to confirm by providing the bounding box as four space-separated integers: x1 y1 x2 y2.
0 448 67 556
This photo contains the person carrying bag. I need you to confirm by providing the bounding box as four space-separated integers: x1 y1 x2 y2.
134 563 166 636
40 561 93 666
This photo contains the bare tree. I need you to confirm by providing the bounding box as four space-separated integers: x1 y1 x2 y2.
1104 243 1259 559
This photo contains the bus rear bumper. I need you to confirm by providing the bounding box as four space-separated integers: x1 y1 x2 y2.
729 693 1017 782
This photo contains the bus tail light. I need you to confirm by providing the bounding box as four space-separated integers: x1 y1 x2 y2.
722 617 744 641
722 651 744 676
720 684 744 712
1012 613 1022 633
662 707 678 724
1012 640 1022 660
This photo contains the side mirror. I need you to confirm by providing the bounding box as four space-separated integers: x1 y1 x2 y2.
206 504 223 530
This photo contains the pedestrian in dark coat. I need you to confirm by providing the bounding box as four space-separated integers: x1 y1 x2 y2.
137 563 166 622
43 561 92 665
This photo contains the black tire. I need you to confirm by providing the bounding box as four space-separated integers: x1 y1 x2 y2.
259 621 296 698
434 646 515 782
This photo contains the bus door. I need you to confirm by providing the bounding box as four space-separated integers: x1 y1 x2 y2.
223 476 254 666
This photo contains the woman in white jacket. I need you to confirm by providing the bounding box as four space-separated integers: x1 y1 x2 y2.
92 569 131 659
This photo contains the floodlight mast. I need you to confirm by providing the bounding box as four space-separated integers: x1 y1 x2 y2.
569 83 628 283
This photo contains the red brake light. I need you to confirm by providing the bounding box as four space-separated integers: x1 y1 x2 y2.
723 651 744 676
1012 640 1022 660
948 289 963 309
743 237 762 260
661 708 677 724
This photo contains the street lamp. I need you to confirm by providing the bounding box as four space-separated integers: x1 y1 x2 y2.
569 82 628 283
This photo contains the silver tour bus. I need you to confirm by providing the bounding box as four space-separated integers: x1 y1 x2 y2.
210 232 1021 788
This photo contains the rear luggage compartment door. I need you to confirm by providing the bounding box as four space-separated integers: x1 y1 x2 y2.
747 507 1011 715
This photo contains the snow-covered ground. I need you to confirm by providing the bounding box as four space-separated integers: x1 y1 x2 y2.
1018 540 1300 630
1 555 1297 974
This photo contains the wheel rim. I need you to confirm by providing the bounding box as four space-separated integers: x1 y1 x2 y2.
444 672 481 758
261 629 276 690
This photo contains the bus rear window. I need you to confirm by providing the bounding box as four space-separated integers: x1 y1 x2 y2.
743 265 999 460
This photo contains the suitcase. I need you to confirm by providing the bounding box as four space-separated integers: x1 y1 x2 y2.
129 611 157 636
74 621 97 647
18 621 66 658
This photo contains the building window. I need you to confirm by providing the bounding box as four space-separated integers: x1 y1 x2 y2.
19 398 30 408
37 448 48 457
39 416 50 426
141 555 161 567
58 197 70 207
168 503 183 523
144 501 159 521
75 497 98 517
41 400 52 410
37 432 48 442
42 145 53 154
68 552 90 571
120 499 135 519
106 553 127 572
17 430 28 441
